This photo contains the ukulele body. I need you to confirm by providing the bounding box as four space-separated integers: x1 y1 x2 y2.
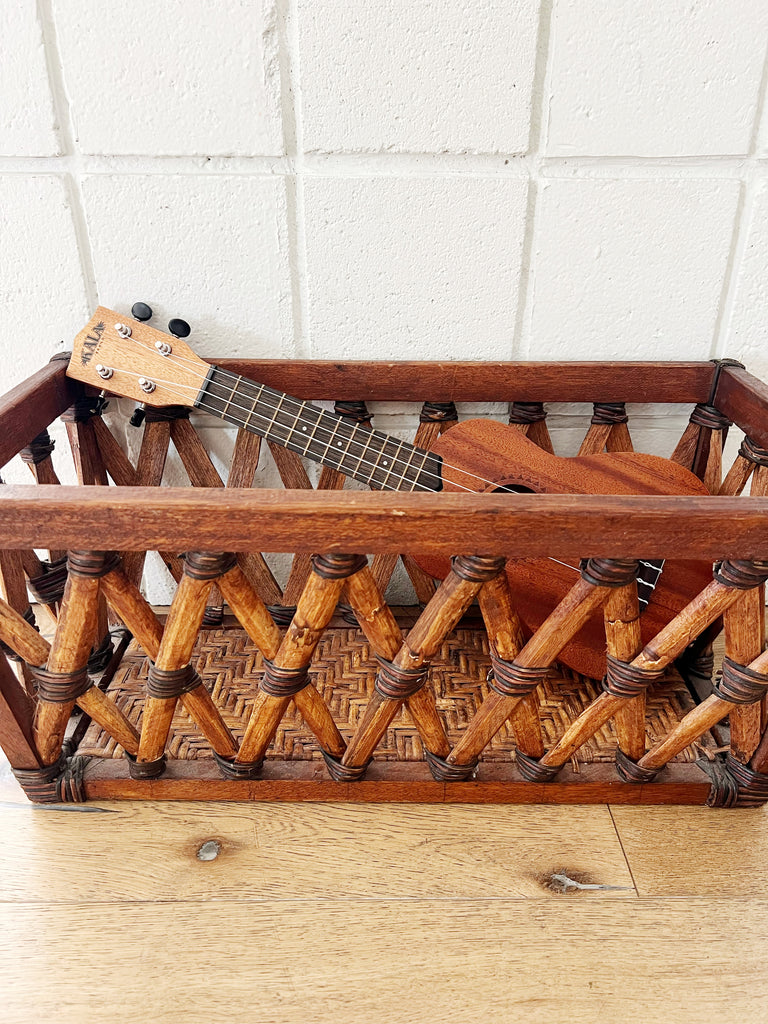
415 419 712 679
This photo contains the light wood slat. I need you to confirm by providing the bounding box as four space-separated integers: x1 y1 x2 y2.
611 805 768 896
2 899 768 1024
65 419 109 486
267 442 315 604
225 430 282 605
0 800 632 902
90 416 138 487
120 420 172 588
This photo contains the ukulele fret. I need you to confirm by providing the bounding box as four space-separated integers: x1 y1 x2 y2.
244 385 264 429
379 437 405 489
220 377 242 419
320 416 343 468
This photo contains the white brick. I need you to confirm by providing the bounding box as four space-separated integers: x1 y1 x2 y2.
724 176 768 380
83 175 293 359
299 1 540 154
528 179 739 359
304 177 529 359
547 0 768 157
0 3 59 155
0 175 89 387
54 0 282 155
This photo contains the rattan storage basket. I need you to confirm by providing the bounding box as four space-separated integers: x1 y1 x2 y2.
1 353 767 806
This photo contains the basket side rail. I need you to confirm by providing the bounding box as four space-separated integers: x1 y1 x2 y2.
0 486 766 559
0 356 76 469
214 359 715 405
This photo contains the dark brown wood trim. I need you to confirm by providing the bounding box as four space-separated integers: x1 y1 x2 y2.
81 757 712 805
714 366 768 449
215 360 715 404
0 359 76 468
0 485 766 558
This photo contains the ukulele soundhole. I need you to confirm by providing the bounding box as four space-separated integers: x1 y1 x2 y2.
492 484 536 494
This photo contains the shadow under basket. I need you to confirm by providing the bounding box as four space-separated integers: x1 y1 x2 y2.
1 352 768 807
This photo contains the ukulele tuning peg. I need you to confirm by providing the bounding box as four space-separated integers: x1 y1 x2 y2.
131 301 153 322
168 318 191 339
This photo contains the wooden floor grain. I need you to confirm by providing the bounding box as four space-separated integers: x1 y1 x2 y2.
2 758 768 1023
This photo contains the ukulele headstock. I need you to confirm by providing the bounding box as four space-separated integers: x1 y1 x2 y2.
68 305 210 408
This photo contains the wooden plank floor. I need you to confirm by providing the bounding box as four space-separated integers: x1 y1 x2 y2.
2 756 768 1023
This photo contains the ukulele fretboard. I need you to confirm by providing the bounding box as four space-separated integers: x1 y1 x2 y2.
195 366 443 492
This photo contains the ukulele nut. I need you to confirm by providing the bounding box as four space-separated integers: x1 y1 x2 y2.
95 364 113 380
138 377 156 394
114 322 132 338
154 340 172 357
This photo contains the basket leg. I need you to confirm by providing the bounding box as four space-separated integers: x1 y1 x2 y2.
344 563 450 759
604 581 645 762
217 563 281 659
0 650 39 771
0 598 51 666
136 555 237 771
724 586 764 764
578 404 633 456
218 559 344 762
234 554 363 768
0 548 38 693
477 573 544 759
508 402 554 454
121 419 172 588
33 570 100 765
371 403 455 598
342 556 506 773
32 554 141 764
538 566 766 775
227 429 282 607
447 572 613 771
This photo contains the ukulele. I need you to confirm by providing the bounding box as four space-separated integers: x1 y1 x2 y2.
66 308 712 679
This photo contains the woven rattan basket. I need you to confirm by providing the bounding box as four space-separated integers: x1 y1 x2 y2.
1 350 767 806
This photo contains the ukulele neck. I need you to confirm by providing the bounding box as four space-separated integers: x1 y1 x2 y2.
195 365 443 492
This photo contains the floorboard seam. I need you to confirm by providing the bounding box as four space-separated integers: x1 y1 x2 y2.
607 803 640 897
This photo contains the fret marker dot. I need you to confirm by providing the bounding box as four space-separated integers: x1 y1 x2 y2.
337 441 343 446
383 460 388 465
302 426 307 431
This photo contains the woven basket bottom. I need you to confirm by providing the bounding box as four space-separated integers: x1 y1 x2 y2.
77 625 716 765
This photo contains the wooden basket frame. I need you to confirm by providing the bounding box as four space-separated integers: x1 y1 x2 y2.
1 355 768 807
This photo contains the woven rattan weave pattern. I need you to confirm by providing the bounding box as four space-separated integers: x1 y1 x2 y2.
78 625 711 766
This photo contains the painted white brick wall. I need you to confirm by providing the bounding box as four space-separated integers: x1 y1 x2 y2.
299 1 541 154
528 178 741 360
547 0 768 157
53 0 283 155
304 176 529 359
1 0 767 599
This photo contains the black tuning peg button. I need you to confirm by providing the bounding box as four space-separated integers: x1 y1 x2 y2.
131 301 153 322
168 318 191 338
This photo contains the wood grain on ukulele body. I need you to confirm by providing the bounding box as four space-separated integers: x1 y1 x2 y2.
68 308 713 678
